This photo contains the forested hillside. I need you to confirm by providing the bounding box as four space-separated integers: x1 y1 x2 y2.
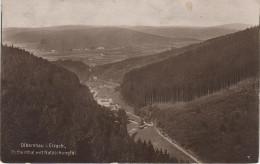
1 45 176 163
52 60 90 82
138 78 259 162
92 39 208 83
121 26 259 107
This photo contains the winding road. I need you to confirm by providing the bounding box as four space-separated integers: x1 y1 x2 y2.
156 128 201 163
87 78 202 163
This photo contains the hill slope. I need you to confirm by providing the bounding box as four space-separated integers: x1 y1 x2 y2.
1 45 176 163
92 40 209 83
138 78 259 162
52 60 90 82
92 24 251 83
121 27 259 107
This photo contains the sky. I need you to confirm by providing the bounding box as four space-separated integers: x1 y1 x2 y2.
2 0 260 28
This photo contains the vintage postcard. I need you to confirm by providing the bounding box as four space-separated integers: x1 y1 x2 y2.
1 0 259 163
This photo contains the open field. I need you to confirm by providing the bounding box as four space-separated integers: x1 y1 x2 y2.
4 43 184 66
38 45 171 65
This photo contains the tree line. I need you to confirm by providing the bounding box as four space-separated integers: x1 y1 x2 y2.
121 26 259 107
1 45 177 163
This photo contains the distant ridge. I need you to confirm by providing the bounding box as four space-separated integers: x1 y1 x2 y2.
2 26 198 51
126 23 253 40
3 23 250 51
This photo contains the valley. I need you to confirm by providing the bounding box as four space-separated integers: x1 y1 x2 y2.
35 44 173 66
88 26 259 163
2 26 200 66
85 77 202 163
2 0 259 162
3 24 249 68
2 24 258 163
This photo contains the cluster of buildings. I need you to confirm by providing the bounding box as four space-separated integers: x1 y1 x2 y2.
96 98 120 111
89 87 120 111
69 47 105 51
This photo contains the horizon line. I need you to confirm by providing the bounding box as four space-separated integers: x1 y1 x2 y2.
2 22 256 29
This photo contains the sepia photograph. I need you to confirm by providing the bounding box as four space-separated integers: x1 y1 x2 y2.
1 0 259 163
